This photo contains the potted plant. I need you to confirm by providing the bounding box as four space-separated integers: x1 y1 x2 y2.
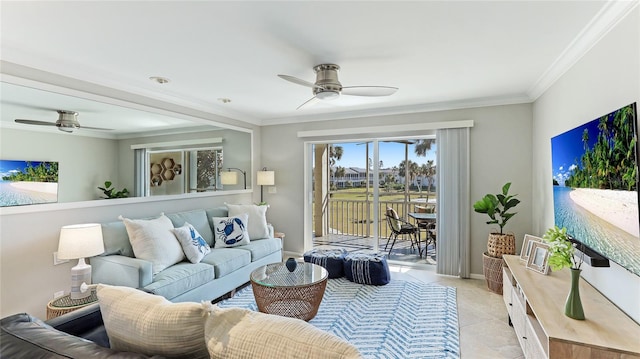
542 226 585 320
474 182 520 256
473 182 520 293
98 181 129 199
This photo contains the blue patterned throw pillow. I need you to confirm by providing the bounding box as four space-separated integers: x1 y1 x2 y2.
212 214 250 248
172 222 211 263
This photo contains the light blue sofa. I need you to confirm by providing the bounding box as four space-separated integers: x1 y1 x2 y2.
91 207 282 302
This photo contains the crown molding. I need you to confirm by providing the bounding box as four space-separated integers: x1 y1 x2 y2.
527 0 639 100
260 93 532 126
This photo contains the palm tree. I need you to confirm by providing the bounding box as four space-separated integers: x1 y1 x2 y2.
414 139 435 156
329 145 343 167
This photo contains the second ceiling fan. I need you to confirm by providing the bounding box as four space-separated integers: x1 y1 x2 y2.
278 64 398 110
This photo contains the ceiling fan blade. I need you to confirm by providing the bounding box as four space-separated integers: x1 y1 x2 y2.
14 119 57 126
79 125 113 131
278 74 323 90
341 86 398 97
296 96 320 110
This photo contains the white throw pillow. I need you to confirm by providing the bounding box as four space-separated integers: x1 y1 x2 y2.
96 284 209 359
172 222 211 263
205 306 362 359
226 203 269 239
120 214 184 274
212 214 250 248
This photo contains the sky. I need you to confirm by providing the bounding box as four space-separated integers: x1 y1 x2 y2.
0 160 37 179
329 141 437 169
550 115 604 186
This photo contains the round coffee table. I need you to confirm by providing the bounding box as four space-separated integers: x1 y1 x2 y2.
250 262 328 321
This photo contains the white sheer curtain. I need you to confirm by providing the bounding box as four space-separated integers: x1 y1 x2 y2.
436 127 471 278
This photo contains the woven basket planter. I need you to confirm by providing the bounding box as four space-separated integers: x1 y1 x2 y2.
482 252 504 294
487 233 516 258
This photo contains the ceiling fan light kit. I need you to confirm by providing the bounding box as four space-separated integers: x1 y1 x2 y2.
278 63 398 109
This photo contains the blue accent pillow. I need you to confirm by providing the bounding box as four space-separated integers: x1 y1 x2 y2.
172 222 211 263
303 248 347 278
212 214 250 248
343 252 390 285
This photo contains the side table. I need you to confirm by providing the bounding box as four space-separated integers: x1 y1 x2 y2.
46 287 98 319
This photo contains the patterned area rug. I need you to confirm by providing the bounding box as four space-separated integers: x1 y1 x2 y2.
218 277 460 359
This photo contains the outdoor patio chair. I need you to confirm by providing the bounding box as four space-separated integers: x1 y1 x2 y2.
384 207 419 256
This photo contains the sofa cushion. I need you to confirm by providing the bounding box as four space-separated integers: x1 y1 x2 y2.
172 222 211 263
205 306 362 359
120 214 185 275
1 312 151 358
201 248 251 278
237 238 282 261
166 209 215 247
212 214 250 247
143 262 215 300
97 284 209 359
101 220 134 257
226 203 270 239
205 206 228 220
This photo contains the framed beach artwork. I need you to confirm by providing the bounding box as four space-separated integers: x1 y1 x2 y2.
526 242 550 275
520 234 542 262
0 160 59 207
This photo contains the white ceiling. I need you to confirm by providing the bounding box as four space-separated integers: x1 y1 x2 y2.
1 1 635 131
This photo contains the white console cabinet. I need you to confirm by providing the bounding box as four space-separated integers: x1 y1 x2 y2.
502 255 640 359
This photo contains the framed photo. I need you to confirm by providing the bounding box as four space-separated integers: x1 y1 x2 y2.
520 234 543 262
526 242 550 275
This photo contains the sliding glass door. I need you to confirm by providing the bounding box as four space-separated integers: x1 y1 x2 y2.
309 137 437 264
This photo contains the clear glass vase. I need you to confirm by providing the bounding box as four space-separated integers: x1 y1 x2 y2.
565 268 585 320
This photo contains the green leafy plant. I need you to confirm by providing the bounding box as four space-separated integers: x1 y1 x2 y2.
473 182 520 234
542 226 583 271
98 181 129 199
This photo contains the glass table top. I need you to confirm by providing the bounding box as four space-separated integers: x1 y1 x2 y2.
250 262 328 288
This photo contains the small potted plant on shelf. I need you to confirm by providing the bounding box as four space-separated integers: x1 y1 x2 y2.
473 182 520 294
98 181 129 199
542 225 585 320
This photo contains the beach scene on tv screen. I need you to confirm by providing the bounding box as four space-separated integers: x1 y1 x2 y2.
0 160 59 207
551 103 640 277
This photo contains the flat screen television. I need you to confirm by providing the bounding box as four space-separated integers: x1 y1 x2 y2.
551 102 640 277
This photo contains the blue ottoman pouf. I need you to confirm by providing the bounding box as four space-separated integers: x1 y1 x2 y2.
343 252 390 285
303 248 347 278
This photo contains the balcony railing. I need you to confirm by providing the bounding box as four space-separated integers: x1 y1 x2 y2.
324 197 432 239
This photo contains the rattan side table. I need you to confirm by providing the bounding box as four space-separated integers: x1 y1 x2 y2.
46 287 98 319
250 262 328 321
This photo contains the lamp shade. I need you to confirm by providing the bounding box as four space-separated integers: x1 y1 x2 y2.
220 171 238 185
57 223 104 260
257 170 275 186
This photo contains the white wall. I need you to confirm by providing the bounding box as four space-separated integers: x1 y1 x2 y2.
532 7 639 322
260 103 533 276
0 128 120 202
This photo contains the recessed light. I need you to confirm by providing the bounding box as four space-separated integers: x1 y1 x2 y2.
149 76 170 84
218 98 232 104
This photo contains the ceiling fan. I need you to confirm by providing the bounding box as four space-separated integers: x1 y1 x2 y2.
15 110 113 133
278 64 398 110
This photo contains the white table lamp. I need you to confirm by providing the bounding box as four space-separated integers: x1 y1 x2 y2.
57 223 104 299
